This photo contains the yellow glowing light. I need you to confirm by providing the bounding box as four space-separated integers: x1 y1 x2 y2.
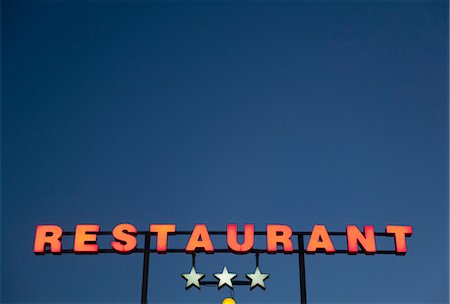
222 298 236 304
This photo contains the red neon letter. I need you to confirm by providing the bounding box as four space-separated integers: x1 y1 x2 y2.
150 224 176 253
386 225 413 254
111 223 137 253
346 225 376 254
34 225 63 254
74 224 100 253
185 224 214 253
266 224 293 253
306 225 335 253
227 224 254 253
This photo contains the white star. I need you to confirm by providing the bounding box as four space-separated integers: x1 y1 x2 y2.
181 266 205 290
214 266 237 289
246 266 269 290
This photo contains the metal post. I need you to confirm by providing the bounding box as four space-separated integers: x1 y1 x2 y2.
298 235 307 304
141 233 151 304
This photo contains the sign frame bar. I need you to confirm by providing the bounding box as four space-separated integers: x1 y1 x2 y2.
45 230 405 304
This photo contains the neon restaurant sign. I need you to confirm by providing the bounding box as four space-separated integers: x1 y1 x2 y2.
34 223 413 304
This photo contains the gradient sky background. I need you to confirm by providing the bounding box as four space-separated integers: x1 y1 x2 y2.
1 1 449 303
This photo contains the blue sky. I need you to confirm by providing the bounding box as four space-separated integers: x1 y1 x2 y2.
1 1 448 303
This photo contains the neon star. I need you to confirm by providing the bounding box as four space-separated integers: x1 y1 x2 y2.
214 266 237 289
181 266 205 290
246 266 269 290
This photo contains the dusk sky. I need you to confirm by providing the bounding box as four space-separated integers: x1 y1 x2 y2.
1 1 449 303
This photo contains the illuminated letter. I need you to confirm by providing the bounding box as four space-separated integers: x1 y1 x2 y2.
306 224 335 253
150 224 176 253
227 224 254 253
266 224 293 253
34 225 63 254
346 225 376 254
185 224 214 253
111 223 137 253
74 224 100 253
386 225 413 254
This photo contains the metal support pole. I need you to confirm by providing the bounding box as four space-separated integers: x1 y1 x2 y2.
141 234 151 304
298 235 307 304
